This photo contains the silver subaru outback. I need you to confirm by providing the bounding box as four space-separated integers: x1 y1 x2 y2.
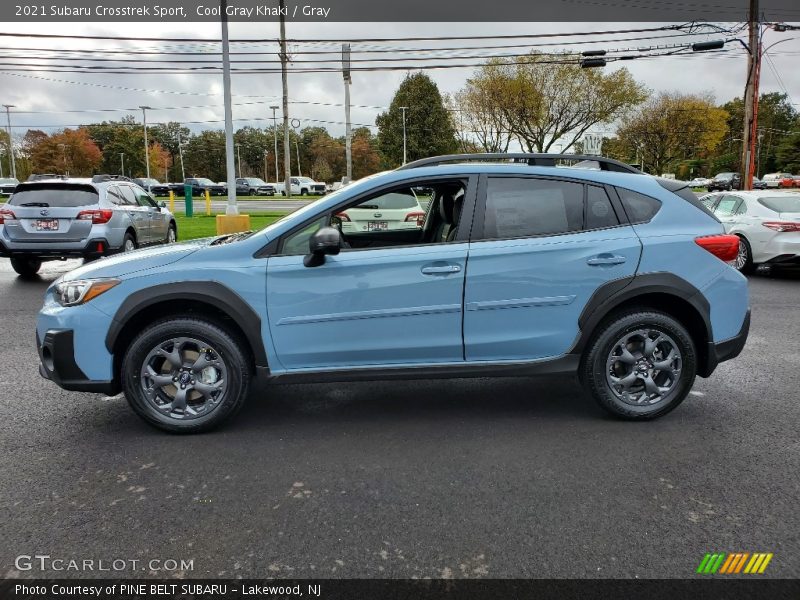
0 175 177 276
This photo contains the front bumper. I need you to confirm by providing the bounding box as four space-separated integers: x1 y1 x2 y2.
702 308 750 377
37 329 119 395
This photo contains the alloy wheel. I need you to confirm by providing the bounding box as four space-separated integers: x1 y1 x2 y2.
735 239 748 270
605 328 682 406
139 337 228 420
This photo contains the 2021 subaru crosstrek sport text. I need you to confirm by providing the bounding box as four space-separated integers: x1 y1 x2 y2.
35 154 750 433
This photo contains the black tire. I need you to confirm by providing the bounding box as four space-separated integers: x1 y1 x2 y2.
165 223 177 244
10 256 42 276
735 235 756 274
122 317 252 433
121 232 137 253
300 188 308 196
581 310 697 420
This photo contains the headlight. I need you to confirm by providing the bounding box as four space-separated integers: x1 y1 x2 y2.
54 279 120 307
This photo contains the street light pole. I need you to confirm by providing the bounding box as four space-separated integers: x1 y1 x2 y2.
263 149 268 182
236 144 242 178
3 104 16 180
270 105 279 184
279 0 291 198
177 130 186 181
399 106 408 165
139 106 152 190
295 140 302 177
120 152 125 176
220 0 238 215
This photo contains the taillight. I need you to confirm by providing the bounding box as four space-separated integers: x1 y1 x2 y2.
762 221 800 233
334 212 351 222
695 234 740 262
76 209 113 224
405 211 426 226
0 208 16 224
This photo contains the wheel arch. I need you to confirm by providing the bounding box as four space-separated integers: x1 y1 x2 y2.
572 273 715 377
106 282 269 384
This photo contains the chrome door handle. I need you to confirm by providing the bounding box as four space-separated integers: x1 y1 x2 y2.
421 264 461 275
587 255 627 266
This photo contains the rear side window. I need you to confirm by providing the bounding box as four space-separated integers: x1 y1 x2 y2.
586 186 620 229
484 177 583 238
616 188 661 223
8 184 98 207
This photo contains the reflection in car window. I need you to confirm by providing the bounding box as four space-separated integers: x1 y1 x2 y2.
280 215 329 255
483 177 583 239
586 186 620 230
713 197 740 216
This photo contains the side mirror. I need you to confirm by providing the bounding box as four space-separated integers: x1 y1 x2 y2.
157 201 167 209
304 226 341 267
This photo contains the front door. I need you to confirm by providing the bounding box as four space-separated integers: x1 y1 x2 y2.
463 176 642 361
265 178 473 372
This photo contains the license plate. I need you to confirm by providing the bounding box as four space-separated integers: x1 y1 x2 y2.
35 219 59 231
367 221 388 231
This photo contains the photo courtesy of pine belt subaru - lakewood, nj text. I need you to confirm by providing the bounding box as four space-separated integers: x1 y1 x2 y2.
35 154 751 433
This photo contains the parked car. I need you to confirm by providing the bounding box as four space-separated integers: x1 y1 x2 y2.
275 176 327 196
27 174 66 182
0 177 19 196
707 172 741 192
779 174 798 188
183 177 226 196
793 176 800 188
752 177 768 190
688 177 710 189
34 153 750 433
0 177 177 276
133 178 170 196
236 177 275 196
336 188 426 233
701 190 800 273
762 173 790 189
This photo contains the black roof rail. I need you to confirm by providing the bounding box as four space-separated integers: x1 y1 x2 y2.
92 174 133 183
397 153 642 174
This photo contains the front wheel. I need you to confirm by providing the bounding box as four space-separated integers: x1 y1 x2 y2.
122 317 251 433
10 256 42 276
581 310 697 420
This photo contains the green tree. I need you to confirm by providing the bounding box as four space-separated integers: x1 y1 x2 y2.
461 56 646 153
615 92 729 176
149 121 191 181
776 130 800 172
183 130 226 181
376 73 458 167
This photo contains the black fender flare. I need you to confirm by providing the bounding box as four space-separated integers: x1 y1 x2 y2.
105 281 268 368
570 272 713 357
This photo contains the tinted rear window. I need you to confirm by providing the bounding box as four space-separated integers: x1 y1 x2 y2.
758 196 800 213
8 184 99 207
616 188 661 223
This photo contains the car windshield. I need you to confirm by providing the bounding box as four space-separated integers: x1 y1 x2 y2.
758 196 800 213
246 178 266 185
8 184 99 207
0 178 17 185
139 179 159 186
715 173 734 180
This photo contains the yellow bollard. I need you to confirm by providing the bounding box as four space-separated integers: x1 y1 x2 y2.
168 190 175 214
205 189 211 216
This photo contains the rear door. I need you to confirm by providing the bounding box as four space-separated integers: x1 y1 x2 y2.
118 185 151 243
3 183 99 243
463 176 642 362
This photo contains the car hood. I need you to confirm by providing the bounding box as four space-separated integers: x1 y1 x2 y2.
59 239 212 281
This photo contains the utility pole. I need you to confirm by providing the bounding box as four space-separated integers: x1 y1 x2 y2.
399 106 409 165
177 130 185 181
120 152 125 176
270 105 279 183
3 105 16 180
343 43 352 182
140 106 152 189
263 149 269 182
220 0 238 214
741 0 759 190
295 140 302 177
236 144 242 178
279 0 291 198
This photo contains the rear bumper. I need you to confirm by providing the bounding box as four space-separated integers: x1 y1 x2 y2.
0 238 113 259
702 308 750 377
37 329 118 394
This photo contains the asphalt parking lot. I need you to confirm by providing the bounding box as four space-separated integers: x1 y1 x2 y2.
1 259 798 579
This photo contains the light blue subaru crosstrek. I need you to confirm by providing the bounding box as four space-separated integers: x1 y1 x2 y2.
36 154 750 433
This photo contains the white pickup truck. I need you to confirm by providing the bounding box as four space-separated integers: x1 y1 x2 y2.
273 176 327 196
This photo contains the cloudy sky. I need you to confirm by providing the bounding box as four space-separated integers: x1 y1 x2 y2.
1 21 798 147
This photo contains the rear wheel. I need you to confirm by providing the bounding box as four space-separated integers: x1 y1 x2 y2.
734 236 755 274
166 223 177 244
10 257 42 276
581 310 696 420
122 232 137 253
122 317 251 433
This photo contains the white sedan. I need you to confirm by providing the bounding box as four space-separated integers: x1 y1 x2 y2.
700 191 800 272
337 189 426 233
